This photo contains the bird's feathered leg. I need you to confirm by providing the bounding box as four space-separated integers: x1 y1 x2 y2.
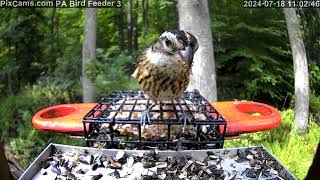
140 99 157 127
177 98 193 133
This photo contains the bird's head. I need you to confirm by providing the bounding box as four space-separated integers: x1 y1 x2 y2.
153 29 199 67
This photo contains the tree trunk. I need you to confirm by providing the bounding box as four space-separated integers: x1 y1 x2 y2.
284 8 309 134
82 8 97 103
146 0 148 27
118 5 124 50
7 41 13 95
15 42 19 92
142 0 148 28
133 0 138 50
50 5 57 73
127 0 133 52
177 0 217 102
0 144 14 180
316 8 320 20
3 144 23 180
55 8 60 57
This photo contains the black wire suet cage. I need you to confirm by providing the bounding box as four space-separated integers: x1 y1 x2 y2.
83 90 227 150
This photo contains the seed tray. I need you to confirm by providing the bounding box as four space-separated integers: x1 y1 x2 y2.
20 143 296 180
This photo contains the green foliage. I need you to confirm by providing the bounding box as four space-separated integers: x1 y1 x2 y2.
224 109 320 179
298 9 320 65
0 9 47 94
309 63 320 95
139 0 177 47
309 63 320 121
0 84 83 168
310 93 320 122
86 48 139 98
211 0 294 107
96 8 118 49
49 54 82 100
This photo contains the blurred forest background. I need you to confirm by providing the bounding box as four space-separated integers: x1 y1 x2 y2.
0 0 319 179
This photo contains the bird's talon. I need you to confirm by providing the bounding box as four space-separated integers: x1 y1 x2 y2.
140 110 152 126
179 112 192 133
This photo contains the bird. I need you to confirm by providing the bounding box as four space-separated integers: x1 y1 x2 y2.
132 29 199 130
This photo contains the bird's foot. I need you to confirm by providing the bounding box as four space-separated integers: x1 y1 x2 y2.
140 109 152 126
178 112 192 133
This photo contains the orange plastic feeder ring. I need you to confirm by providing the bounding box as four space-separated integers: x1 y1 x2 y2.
32 103 96 134
32 101 281 136
212 101 281 136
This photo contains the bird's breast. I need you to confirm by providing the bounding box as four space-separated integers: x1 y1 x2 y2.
136 60 191 101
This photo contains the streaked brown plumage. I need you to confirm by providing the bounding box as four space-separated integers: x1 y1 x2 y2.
132 49 191 101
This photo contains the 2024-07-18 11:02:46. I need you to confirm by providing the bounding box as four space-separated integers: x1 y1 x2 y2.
243 0 320 8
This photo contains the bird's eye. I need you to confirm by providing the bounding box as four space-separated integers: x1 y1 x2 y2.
165 39 172 46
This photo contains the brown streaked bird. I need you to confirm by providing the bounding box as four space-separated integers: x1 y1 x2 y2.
132 29 199 128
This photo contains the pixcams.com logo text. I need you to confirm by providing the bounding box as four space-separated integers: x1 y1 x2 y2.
0 0 122 8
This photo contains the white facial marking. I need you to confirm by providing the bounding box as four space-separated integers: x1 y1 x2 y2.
160 32 177 42
146 48 180 65
159 31 184 51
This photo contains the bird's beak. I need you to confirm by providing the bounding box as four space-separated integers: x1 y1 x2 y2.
178 45 193 67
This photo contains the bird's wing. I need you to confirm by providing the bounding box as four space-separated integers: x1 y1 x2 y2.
131 48 149 78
